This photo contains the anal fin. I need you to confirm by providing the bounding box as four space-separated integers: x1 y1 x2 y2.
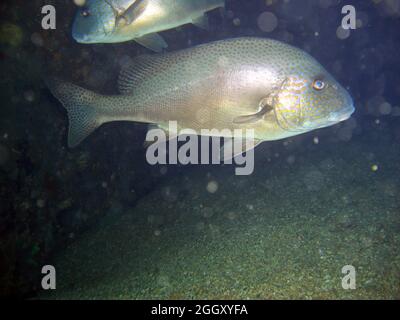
134 33 168 52
192 14 209 30
220 138 262 162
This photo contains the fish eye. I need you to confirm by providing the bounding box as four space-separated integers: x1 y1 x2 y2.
81 8 90 17
312 79 325 91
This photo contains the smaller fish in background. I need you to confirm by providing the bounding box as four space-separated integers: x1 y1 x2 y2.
72 0 225 52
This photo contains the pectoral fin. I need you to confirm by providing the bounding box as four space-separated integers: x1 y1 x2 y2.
192 14 209 30
134 33 168 52
116 0 149 26
233 100 273 124
220 138 262 162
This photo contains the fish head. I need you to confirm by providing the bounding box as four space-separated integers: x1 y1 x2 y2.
72 0 116 43
272 64 354 133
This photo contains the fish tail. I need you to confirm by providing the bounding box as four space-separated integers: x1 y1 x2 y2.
46 78 104 148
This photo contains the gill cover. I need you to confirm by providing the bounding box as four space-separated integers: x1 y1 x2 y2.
273 76 307 132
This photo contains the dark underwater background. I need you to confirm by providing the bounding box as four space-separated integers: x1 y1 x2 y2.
0 0 399 299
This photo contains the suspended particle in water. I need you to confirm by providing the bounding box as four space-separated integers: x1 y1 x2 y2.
206 180 218 193
24 90 35 102
313 137 319 144
371 164 378 172
161 186 178 202
336 26 350 40
160 166 168 175
379 102 392 115
226 211 237 220
246 204 254 211
257 12 278 32
392 106 400 116
37 199 46 208
73 0 86 6
286 155 296 165
202 207 214 218
31 32 44 47
154 229 161 236
233 18 241 26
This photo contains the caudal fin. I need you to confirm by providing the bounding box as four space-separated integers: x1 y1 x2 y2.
46 78 103 148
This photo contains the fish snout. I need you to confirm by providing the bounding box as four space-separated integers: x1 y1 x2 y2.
73 32 91 43
328 103 355 123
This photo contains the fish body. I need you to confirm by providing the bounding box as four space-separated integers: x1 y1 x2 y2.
47 37 354 150
72 0 224 51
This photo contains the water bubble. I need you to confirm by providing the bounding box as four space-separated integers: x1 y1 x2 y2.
226 211 237 220
379 102 392 115
257 12 278 33
246 204 254 211
202 207 214 218
233 18 241 26
24 90 35 102
366 95 385 115
160 166 168 175
36 199 46 208
336 26 350 40
286 155 296 165
30 32 44 47
392 106 400 116
161 186 178 202
206 180 218 193
74 0 86 6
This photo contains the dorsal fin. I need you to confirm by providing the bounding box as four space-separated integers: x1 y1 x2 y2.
118 54 166 94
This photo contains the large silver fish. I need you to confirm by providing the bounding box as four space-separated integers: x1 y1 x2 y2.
47 37 354 153
72 0 224 51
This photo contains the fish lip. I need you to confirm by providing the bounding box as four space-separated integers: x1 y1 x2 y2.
336 103 355 122
72 31 95 44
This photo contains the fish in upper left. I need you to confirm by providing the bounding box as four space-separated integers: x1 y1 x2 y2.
72 0 225 52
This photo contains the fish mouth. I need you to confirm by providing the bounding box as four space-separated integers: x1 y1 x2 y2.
328 103 355 123
72 32 92 43
275 102 355 132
